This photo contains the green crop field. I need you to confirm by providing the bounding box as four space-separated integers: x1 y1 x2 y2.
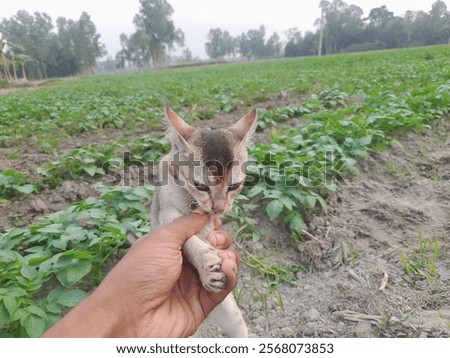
1 45 450 337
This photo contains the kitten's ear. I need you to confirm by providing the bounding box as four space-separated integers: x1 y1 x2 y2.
165 107 195 148
228 109 257 146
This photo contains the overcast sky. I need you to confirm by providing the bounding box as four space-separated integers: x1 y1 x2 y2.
2 0 444 58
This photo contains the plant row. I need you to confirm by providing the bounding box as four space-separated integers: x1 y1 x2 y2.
0 136 170 201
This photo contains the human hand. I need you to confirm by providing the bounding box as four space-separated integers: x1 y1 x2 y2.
42 212 239 338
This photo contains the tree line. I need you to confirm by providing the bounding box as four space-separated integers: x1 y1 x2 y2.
0 11 104 80
205 0 450 60
1 0 450 80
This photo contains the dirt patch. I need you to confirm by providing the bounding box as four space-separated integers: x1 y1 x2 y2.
0 125 158 230
234 119 450 338
0 80 51 96
0 179 99 229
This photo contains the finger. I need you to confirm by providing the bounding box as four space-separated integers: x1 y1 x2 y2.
151 212 210 246
219 249 240 268
221 257 238 289
212 216 221 230
207 230 232 250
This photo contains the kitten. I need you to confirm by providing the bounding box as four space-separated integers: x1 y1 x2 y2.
149 107 257 337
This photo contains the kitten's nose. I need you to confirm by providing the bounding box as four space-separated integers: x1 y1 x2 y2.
212 202 226 214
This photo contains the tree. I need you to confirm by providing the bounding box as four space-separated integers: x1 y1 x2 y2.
0 11 104 79
265 32 282 58
205 28 235 60
52 13 105 76
118 0 184 69
317 0 364 54
74 12 106 75
284 29 319 58
12 53 37 80
428 0 450 44
232 25 284 60
367 5 394 27
0 11 54 78
0 32 11 81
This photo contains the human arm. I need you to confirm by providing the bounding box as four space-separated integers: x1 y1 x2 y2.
42 212 239 337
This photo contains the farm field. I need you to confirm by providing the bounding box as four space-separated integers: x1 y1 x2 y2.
1 45 450 337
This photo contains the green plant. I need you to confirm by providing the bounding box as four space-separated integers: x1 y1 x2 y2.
430 168 441 183
35 134 60 154
5 150 21 160
37 143 121 187
313 87 349 108
35 136 169 189
399 233 441 282
256 104 312 132
224 195 261 241
383 160 415 181
0 170 35 201
238 244 303 309
122 135 169 163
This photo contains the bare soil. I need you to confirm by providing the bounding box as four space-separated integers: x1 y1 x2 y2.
1 96 449 337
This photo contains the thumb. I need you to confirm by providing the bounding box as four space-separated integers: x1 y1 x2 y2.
153 212 210 246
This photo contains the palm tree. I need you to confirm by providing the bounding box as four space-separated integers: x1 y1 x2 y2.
0 55 12 81
0 38 37 82
13 54 37 81
0 32 12 81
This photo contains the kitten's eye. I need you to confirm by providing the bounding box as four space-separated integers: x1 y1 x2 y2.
228 182 242 192
193 181 210 192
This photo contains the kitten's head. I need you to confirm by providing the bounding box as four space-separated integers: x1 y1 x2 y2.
165 107 257 215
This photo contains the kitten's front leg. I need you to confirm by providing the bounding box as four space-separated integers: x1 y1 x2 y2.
183 235 227 293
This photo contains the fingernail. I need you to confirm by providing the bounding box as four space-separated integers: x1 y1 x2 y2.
213 233 225 246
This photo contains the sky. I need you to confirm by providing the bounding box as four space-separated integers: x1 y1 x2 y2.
1 0 445 59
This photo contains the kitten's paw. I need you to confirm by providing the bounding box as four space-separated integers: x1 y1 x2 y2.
200 249 226 293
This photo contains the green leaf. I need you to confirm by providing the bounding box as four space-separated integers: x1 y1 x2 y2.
55 289 88 307
289 215 307 232
83 165 98 177
23 314 46 337
317 195 328 210
266 200 284 220
20 265 38 280
26 305 47 319
305 195 317 208
132 186 153 199
104 225 123 235
358 135 372 146
88 208 106 219
0 302 10 328
56 259 92 287
37 223 63 234
279 196 296 210
4 287 27 298
246 185 264 197
45 302 62 314
47 287 64 302
71 250 93 259
2 296 17 316
16 184 34 194
286 189 306 204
